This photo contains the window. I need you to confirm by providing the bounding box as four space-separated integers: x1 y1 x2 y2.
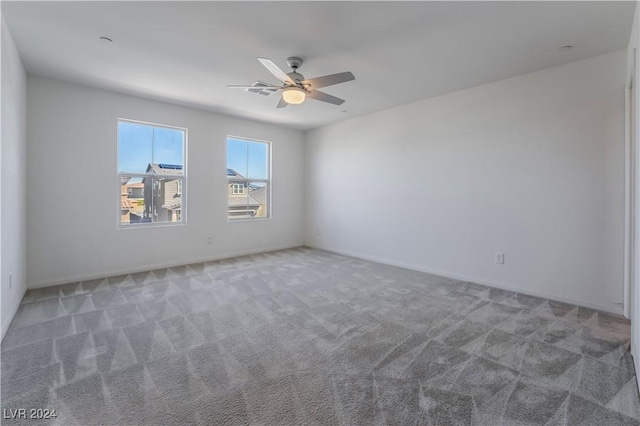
232 183 245 195
118 119 186 226
226 137 270 220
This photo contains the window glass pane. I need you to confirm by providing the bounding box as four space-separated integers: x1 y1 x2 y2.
247 141 268 180
227 138 248 177
120 177 145 225
228 190 251 220
120 176 183 225
118 121 153 173
141 176 183 224
119 121 185 173
249 181 268 218
152 126 184 167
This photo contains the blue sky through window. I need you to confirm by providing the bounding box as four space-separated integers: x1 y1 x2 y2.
227 137 268 180
118 122 268 181
118 121 184 173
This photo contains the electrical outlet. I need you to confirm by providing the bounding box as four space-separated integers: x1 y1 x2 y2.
9 273 13 289
207 235 213 245
316 228 320 237
495 253 505 264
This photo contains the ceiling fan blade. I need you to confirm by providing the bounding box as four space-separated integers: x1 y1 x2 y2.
303 72 355 89
258 58 295 85
307 90 345 105
227 84 281 89
276 97 288 108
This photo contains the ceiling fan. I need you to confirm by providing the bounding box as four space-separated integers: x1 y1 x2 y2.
227 57 355 108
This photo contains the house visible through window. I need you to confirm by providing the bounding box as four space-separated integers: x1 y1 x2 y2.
118 119 186 226
226 137 270 220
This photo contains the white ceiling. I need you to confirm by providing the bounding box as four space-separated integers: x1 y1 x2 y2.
2 1 636 130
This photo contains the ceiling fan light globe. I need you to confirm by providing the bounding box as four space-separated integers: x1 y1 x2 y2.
282 87 306 104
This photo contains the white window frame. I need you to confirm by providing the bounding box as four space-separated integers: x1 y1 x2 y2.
117 118 188 229
226 135 271 221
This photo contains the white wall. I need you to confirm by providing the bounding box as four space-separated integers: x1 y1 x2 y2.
305 50 627 314
27 77 305 287
1 16 28 339
626 1 640 387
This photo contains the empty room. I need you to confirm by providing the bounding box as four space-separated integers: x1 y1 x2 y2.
2 1 640 425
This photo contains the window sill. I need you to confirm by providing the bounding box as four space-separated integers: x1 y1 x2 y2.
118 222 187 230
227 217 271 223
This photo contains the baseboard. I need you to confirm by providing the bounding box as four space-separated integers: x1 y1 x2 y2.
633 343 640 390
1 286 26 342
306 243 622 315
28 243 304 289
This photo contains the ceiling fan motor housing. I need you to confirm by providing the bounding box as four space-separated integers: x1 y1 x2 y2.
286 57 305 84
288 71 305 84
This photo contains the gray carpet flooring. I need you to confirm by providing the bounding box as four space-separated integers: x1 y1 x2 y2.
1 247 639 425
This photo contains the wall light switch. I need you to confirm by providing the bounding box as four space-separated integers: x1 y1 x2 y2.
495 253 505 264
